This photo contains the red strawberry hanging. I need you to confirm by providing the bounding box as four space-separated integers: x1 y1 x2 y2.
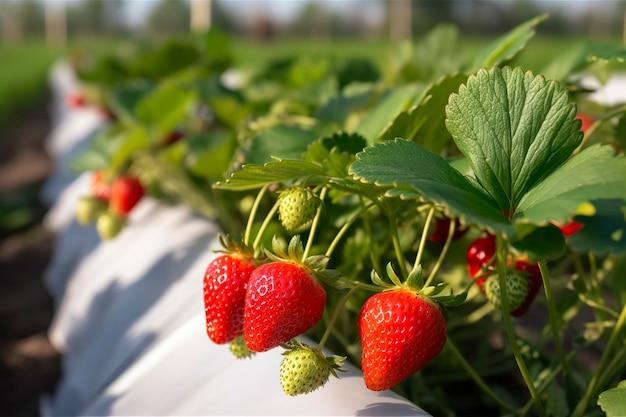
359 289 447 391
243 237 327 352
559 220 584 237
203 236 256 344
109 176 145 216
428 217 467 244
466 234 496 289
576 112 594 133
357 262 465 391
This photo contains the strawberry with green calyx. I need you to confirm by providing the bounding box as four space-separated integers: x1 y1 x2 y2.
359 263 463 391
243 236 328 352
229 335 255 359
204 235 256 345
279 340 345 396
96 211 126 240
76 196 107 225
484 272 529 312
278 187 321 233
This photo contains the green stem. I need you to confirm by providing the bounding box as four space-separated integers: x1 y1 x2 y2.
361 199 383 277
572 303 626 417
302 187 328 261
537 261 570 381
496 235 545 416
413 207 435 271
388 207 408 277
252 200 279 251
447 339 517 413
325 203 375 259
424 218 455 287
244 185 268 247
519 351 577 417
318 286 359 350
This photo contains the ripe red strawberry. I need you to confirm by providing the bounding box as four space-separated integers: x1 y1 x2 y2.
243 262 326 352
576 112 594 133
359 290 446 391
67 91 86 109
109 176 144 216
428 217 467 244
511 260 542 317
203 254 256 344
560 220 584 237
466 234 495 288
91 171 112 201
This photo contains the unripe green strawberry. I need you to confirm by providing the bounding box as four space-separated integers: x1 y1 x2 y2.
278 187 320 233
484 273 529 311
279 345 344 396
96 211 126 240
76 196 106 225
229 336 255 359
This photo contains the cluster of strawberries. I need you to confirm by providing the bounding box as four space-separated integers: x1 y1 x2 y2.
203 187 449 395
76 171 145 240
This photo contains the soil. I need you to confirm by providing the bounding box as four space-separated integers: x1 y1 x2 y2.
0 97 60 417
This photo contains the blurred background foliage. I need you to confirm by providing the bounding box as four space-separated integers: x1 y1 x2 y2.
0 0 625 127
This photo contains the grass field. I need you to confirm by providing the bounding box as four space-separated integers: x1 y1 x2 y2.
0 42 60 126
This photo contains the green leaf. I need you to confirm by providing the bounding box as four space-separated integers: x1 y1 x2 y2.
512 224 566 261
587 46 626 64
541 42 589 81
568 200 626 255
516 145 626 223
446 66 582 212
241 125 319 165
470 14 547 71
315 85 373 124
214 160 326 191
71 149 109 173
356 85 422 143
598 381 626 417
350 139 513 235
109 127 150 172
186 131 236 181
134 85 196 139
303 132 367 177
108 81 154 122
378 73 466 152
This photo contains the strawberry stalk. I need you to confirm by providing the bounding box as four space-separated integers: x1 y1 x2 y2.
495 234 545 417
244 185 268 247
387 205 408 277
324 203 376 259
318 285 359 350
412 206 435 271
302 187 328 261
446 339 517 413
537 261 570 385
252 200 280 251
423 216 455 288
573 304 626 417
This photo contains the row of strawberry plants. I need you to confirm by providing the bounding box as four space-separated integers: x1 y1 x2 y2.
68 17 626 416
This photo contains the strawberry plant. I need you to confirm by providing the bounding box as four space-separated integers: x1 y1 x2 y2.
69 18 626 416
